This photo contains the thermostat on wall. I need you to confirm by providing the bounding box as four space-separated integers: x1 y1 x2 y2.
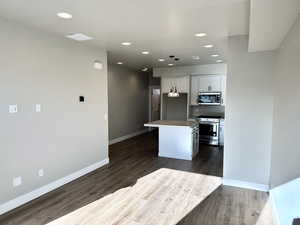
79 96 85 103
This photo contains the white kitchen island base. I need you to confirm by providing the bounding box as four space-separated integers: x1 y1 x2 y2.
144 120 199 161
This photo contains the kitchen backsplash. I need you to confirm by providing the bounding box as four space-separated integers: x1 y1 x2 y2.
190 105 225 118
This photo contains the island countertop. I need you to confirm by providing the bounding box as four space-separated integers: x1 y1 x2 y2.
144 120 198 128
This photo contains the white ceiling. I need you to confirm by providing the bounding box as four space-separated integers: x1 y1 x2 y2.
0 0 250 70
249 0 300 52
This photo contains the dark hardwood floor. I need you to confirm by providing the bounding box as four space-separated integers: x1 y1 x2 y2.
0 131 268 225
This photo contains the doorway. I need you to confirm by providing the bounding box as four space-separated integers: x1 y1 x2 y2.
149 86 161 122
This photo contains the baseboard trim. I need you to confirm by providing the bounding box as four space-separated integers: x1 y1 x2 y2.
109 129 149 145
0 158 109 215
270 191 281 225
223 179 269 192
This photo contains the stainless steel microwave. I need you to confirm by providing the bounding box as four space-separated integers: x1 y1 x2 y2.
197 92 222 105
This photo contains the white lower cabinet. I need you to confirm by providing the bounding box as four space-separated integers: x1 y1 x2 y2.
157 125 199 160
192 126 199 158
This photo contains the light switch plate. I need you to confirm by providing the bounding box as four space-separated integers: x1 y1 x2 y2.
9 105 18 114
36 104 41 112
38 169 44 177
13 177 22 187
94 61 103 70
104 113 108 121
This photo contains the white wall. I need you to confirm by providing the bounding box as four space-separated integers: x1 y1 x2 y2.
108 64 149 140
224 35 275 187
0 18 108 205
271 177 300 225
270 15 300 188
153 63 227 77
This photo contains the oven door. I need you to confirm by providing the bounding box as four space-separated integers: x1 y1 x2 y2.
198 92 221 105
199 122 219 145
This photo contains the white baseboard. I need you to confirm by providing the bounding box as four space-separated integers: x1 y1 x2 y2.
109 129 149 145
223 179 269 192
0 158 109 215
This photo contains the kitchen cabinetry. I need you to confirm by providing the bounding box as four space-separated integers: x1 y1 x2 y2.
192 126 199 158
198 76 221 92
190 75 226 106
190 76 199 106
219 119 225 146
161 76 189 93
220 75 226 106
144 121 199 160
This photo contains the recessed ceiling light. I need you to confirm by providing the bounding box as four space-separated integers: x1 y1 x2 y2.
195 33 207 37
203 44 214 48
66 33 93 41
142 68 148 72
211 54 220 57
192 56 200 60
142 51 149 55
168 63 174 66
57 12 72 19
117 62 123 65
216 60 223 63
158 58 165 62
121 42 132 46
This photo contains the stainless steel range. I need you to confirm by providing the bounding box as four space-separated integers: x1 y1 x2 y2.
196 116 221 146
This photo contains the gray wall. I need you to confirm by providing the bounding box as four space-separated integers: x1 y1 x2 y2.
270 15 300 187
224 36 276 186
108 64 149 140
0 18 108 204
162 94 188 120
148 73 161 86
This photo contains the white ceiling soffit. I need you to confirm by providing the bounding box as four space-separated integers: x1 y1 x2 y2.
0 0 249 69
248 0 300 52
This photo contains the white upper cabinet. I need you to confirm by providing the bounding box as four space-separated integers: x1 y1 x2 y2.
190 76 200 105
161 76 189 93
190 75 226 106
198 75 221 92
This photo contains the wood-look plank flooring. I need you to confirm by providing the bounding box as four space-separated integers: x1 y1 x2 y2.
0 131 272 225
46 169 222 225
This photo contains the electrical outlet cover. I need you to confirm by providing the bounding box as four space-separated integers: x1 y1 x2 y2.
38 169 44 177
36 104 41 112
9 105 18 114
13 177 22 187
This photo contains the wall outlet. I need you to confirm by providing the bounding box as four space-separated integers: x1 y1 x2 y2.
13 177 22 187
9 105 18 114
35 104 41 112
38 169 44 177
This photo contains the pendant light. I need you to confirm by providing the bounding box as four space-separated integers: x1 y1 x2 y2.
168 86 180 98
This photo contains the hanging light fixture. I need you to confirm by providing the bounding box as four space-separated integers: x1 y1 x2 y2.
168 86 180 98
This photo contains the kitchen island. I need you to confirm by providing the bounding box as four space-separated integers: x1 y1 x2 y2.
144 120 199 160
